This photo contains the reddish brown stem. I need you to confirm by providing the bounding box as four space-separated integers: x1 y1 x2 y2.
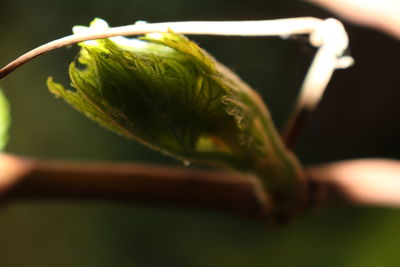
282 107 312 149
1 154 400 221
0 154 269 220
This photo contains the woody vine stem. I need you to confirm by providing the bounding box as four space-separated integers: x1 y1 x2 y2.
5 18 394 222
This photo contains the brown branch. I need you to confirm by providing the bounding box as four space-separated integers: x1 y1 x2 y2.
1 153 400 222
0 154 270 220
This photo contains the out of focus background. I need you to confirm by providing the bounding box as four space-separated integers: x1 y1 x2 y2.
1 0 400 266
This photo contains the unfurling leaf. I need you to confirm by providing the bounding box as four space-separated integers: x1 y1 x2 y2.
48 18 306 221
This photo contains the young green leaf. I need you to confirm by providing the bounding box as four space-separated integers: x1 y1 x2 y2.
48 18 306 221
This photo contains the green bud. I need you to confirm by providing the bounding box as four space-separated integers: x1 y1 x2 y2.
48 18 306 221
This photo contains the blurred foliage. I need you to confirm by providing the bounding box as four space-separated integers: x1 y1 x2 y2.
1 0 400 266
0 88 10 150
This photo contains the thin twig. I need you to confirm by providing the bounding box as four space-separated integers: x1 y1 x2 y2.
0 17 322 79
0 17 319 79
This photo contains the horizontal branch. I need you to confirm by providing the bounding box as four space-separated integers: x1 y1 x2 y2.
1 154 400 222
0 154 269 220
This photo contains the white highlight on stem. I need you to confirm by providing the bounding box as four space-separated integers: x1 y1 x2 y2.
282 18 352 146
0 17 352 145
302 18 352 110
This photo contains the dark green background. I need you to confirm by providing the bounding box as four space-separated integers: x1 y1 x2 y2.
1 0 400 266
